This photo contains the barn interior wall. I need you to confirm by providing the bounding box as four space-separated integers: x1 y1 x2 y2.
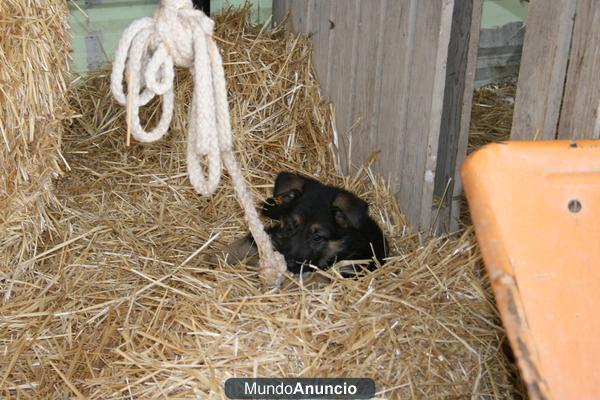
273 0 482 232
69 0 528 80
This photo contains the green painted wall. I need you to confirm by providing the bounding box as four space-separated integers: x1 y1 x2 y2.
69 1 157 73
481 0 528 29
68 0 272 74
69 0 526 75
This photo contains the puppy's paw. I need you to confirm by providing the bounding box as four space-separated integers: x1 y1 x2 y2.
210 234 258 265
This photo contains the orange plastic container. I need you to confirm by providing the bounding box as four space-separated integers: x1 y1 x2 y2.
461 140 600 400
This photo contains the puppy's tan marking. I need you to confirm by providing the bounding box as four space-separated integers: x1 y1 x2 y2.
324 239 343 260
310 223 323 232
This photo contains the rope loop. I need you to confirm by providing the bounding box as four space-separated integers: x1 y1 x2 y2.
110 0 286 288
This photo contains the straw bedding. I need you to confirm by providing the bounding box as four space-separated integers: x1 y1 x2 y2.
0 0 72 265
0 8 524 399
468 84 515 153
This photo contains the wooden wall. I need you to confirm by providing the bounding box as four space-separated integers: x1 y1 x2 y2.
512 0 600 140
273 0 482 232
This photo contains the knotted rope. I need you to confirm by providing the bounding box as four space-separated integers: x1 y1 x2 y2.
110 0 286 288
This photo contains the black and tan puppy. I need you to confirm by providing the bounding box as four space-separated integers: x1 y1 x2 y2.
218 172 387 274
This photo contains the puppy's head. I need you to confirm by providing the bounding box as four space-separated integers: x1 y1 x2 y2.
262 172 386 273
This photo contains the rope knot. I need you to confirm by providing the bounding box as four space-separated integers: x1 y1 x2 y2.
153 1 214 68
160 0 191 10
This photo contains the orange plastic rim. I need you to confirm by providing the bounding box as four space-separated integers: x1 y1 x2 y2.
462 140 600 400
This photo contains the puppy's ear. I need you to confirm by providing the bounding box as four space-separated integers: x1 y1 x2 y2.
262 172 308 219
332 191 368 229
273 172 308 197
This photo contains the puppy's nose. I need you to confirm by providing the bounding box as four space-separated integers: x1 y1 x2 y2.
285 258 302 273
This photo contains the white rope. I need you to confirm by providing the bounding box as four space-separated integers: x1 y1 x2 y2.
110 0 286 288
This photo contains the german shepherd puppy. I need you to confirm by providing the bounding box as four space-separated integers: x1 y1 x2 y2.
217 172 387 274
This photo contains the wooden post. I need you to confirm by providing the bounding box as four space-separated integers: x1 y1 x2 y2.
433 0 483 233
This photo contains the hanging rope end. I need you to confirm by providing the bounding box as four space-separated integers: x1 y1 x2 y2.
259 251 287 289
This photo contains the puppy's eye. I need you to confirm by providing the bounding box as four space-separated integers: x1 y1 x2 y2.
312 234 325 243
284 192 297 202
275 190 300 205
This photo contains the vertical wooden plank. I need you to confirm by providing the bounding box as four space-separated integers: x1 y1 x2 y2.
368 2 387 165
307 0 333 93
287 0 310 33
327 0 360 172
448 0 483 232
275 0 332 91
376 0 416 205
511 0 576 140
349 0 386 170
433 0 483 233
399 0 433 227
418 0 454 229
558 0 600 139
272 0 289 28
273 0 308 32
319 1 334 94
401 0 454 229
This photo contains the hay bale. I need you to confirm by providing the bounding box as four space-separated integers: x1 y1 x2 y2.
0 9 524 399
0 0 72 265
